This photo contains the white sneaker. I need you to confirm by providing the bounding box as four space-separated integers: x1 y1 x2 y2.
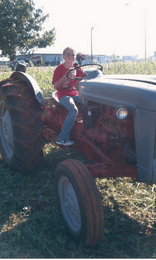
56 139 74 146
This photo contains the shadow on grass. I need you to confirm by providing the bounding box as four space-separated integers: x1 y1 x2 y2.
98 196 156 258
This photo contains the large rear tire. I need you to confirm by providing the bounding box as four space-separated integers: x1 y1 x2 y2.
0 77 45 173
55 159 104 247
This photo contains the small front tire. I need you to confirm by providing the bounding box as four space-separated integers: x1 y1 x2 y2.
55 159 104 247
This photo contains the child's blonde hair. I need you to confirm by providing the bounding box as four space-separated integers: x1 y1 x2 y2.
63 47 75 55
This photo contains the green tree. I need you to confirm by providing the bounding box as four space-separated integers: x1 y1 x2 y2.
0 0 56 61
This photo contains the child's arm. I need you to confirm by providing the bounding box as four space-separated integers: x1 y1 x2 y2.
53 74 67 90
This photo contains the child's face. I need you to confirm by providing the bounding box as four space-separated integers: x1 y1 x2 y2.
63 49 75 67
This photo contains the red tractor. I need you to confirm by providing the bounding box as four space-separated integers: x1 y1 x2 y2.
0 64 156 246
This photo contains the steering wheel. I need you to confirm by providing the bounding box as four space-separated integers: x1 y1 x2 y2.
66 63 103 80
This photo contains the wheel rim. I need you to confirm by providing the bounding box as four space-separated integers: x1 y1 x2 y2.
0 102 14 158
58 175 81 233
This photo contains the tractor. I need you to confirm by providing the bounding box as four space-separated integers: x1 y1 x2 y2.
0 64 156 246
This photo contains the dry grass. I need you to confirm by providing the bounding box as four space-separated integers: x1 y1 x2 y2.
0 144 155 258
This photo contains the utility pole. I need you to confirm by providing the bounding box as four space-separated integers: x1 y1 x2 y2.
144 9 146 62
91 27 94 63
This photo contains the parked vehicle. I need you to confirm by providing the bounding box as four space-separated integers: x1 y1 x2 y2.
0 64 156 246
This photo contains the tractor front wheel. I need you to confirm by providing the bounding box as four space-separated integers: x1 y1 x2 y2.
55 159 104 247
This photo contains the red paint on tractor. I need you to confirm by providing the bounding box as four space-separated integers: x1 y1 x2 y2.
41 98 137 181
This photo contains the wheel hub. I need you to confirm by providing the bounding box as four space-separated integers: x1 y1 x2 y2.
64 183 80 223
0 109 13 157
58 176 81 232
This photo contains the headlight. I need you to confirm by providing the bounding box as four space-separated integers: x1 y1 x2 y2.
115 107 128 120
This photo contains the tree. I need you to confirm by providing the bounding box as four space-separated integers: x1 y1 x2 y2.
0 0 56 61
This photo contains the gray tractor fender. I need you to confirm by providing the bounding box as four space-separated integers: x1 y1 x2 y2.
10 71 45 106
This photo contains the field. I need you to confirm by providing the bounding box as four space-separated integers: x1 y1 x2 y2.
0 61 156 258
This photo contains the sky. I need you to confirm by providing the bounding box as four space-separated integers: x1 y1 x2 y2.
33 0 156 59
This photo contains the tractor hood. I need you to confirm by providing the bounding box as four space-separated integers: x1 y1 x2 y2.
79 73 156 111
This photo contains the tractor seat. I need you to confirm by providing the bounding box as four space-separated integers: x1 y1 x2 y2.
52 91 84 112
52 91 64 108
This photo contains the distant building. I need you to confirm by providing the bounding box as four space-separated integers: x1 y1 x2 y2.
13 53 144 66
82 55 113 64
0 57 10 66
14 53 63 66
39 53 63 65
122 56 138 62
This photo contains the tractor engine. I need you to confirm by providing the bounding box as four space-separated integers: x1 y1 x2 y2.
82 102 136 165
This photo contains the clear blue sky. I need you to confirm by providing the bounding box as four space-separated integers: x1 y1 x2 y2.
33 0 156 59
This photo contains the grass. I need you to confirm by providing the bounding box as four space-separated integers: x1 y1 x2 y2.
0 61 156 257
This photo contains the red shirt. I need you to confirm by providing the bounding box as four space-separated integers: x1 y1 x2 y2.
52 63 84 99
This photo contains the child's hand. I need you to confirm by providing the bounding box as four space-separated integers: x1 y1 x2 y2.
67 69 76 80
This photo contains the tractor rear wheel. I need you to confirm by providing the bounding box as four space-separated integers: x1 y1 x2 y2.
55 159 104 247
0 77 45 173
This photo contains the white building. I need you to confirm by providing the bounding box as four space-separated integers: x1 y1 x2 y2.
82 55 113 64
14 53 63 65
39 53 63 65
122 55 138 62
13 52 142 66
0 56 10 66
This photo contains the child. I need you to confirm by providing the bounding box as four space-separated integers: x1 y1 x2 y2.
52 47 84 146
